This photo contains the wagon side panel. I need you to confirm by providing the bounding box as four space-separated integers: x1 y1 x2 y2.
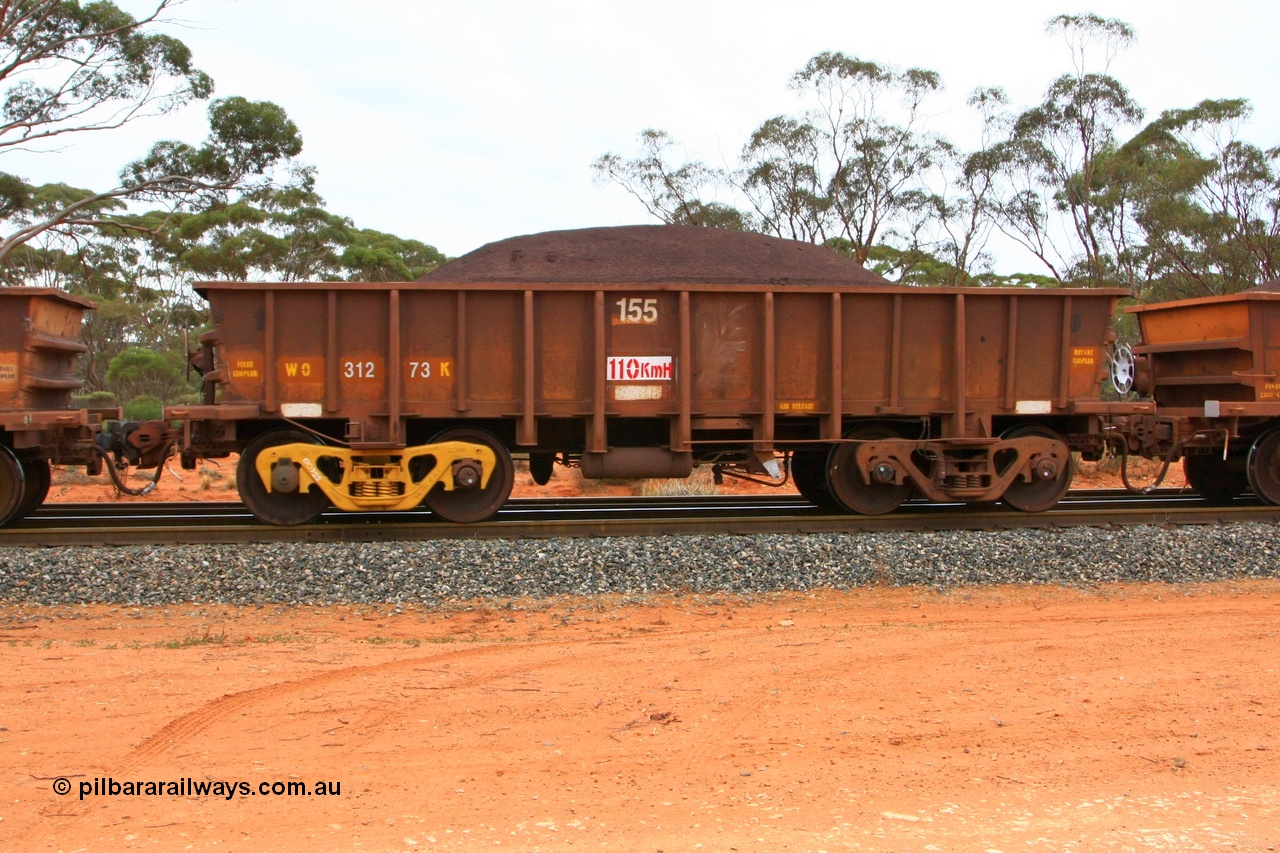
772 292 830 417
399 289 459 411
535 290 593 412
838 292 894 409
894 293 949 412
690 291 759 415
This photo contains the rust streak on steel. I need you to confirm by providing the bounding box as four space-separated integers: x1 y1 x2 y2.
1057 295 1073 409
264 290 277 413
521 289 536 446
1002 296 1018 411
592 290 606 453
677 290 691 452
389 288 402 445
888 293 903 412
825 291 843 440
326 290 339 413
761 291 775 446
954 293 966 436
455 291 467 413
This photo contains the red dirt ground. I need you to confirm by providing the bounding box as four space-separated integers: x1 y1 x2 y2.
2 583 1277 851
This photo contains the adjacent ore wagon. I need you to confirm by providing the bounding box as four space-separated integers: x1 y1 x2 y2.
0 289 99 522
1119 281 1280 504
168 226 1127 525
0 288 175 526
0 288 108 524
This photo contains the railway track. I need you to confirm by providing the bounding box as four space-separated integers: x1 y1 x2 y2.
2 490 1278 546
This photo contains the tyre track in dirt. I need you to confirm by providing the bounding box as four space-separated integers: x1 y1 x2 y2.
126 594 1276 772
11 585 1280 852
116 617 761 771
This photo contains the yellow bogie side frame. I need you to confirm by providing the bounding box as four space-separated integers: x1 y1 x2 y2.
252 440 498 512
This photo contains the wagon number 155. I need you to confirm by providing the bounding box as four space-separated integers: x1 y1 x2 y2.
616 297 658 324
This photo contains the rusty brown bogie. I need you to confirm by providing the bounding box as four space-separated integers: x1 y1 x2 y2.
846 433 1070 506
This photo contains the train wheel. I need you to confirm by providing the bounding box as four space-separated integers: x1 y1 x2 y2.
528 452 555 486
237 430 329 526
826 427 910 516
790 450 838 509
1000 426 1073 512
1183 453 1249 505
424 428 514 523
1246 428 1280 506
0 446 24 527
13 458 51 522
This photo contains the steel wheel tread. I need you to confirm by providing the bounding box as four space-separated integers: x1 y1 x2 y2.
826 427 910 516
791 450 838 509
424 428 514 523
237 430 330 526
1247 428 1280 506
13 457 50 522
0 446 24 527
1000 426 1073 513
1183 453 1249 505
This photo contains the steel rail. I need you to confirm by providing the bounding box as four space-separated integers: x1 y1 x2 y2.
1 491 1277 547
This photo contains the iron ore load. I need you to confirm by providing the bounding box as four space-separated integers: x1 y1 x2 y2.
163 225 1129 525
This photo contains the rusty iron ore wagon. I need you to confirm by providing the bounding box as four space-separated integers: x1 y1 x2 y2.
1116 281 1280 504
165 226 1129 525
0 287 101 524
0 288 171 525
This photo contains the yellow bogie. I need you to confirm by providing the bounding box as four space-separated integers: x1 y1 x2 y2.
252 440 499 512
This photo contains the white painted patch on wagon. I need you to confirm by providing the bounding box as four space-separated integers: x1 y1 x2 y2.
614 385 665 401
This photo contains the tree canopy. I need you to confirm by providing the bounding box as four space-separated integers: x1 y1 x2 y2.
595 13 1280 298
0 1 302 257
0 0 447 409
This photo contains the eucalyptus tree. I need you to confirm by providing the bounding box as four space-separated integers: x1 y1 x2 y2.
146 165 349 283
924 87 1011 285
1130 99 1279 297
341 229 447 282
0 1 303 263
595 53 952 276
146 165 448 284
992 13 1143 284
758 52 949 268
591 129 750 230
738 115 829 243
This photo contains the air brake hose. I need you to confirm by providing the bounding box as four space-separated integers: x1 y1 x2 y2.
92 441 176 497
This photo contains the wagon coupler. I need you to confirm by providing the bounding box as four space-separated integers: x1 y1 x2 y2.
92 420 180 496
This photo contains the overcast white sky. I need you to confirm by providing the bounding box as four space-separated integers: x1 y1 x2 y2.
9 0 1280 267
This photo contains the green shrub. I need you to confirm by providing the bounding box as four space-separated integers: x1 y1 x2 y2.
123 395 163 421
71 390 119 408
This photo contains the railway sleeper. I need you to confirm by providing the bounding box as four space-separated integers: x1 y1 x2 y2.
250 439 499 513
851 435 1071 506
